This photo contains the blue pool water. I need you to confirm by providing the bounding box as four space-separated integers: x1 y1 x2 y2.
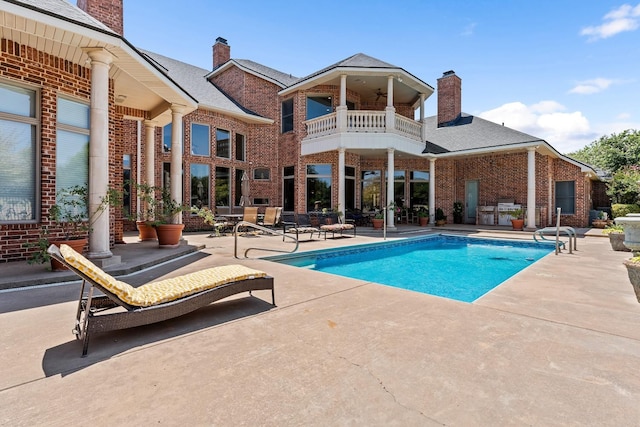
265 235 554 302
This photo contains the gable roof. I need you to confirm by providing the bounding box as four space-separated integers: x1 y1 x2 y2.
141 51 272 124
423 113 598 176
5 0 116 34
206 59 299 88
423 113 544 154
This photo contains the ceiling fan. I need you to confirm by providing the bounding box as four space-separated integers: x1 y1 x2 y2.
374 88 387 102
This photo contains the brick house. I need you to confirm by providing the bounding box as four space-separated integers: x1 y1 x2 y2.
0 0 601 263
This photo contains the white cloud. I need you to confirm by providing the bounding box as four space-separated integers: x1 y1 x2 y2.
461 23 477 36
580 3 640 40
568 78 614 94
479 101 596 153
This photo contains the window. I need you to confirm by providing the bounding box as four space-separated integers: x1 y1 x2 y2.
361 170 381 211
191 123 210 156
253 198 269 205
56 97 89 198
306 164 332 212
190 164 210 208
345 166 355 211
555 181 575 214
409 170 429 208
283 166 295 211
253 168 270 180
386 170 406 208
163 123 172 152
235 133 245 161
216 128 230 158
215 166 230 207
306 96 332 120
0 82 38 222
123 154 132 217
234 169 244 206
281 98 293 133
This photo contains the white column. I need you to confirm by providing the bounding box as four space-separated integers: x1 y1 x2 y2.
420 93 427 142
387 148 395 228
385 75 395 131
338 148 346 215
86 49 113 259
340 74 347 107
429 157 436 225
144 120 156 188
526 147 537 230
337 74 348 132
170 105 185 224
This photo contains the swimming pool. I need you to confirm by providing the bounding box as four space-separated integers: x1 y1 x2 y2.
265 235 554 302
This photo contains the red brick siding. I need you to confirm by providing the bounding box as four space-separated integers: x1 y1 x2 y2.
77 0 124 36
0 39 121 262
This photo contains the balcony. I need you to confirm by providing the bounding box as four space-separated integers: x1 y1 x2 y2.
302 109 426 157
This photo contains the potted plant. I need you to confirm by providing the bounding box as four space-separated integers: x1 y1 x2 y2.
603 224 629 252
453 201 464 224
624 253 640 303
592 211 609 229
26 184 120 270
128 181 158 241
153 186 186 248
435 208 447 226
508 208 524 230
371 212 384 229
417 207 429 226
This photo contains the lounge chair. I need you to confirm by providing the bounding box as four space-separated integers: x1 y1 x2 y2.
318 212 356 239
47 244 275 356
533 207 576 254
237 206 259 235
259 207 282 230
281 213 319 241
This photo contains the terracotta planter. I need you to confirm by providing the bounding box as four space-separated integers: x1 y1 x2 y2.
371 218 384 229
49 238 88 271
155 223 185 248
623 260 640 303
436 219 446 226
609 233 630 252
511 219 524 231
592 219 608 229
136 221 157 241
419 216 428 226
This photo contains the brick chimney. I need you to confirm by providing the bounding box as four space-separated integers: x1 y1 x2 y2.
213 37 230 69
437 70 462 127
77 0 124 36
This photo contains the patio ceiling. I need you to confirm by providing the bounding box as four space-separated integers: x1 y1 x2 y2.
0 2 196 124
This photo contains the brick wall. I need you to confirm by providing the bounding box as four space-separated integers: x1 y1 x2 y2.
77 0 124 35
0 38 121 262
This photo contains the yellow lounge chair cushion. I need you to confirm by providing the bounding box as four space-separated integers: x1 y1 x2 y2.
59 244 267 307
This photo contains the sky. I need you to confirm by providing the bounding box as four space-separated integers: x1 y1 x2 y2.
117 0 640 154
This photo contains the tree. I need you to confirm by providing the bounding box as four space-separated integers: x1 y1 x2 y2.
569 129 640 205
568 129 640 173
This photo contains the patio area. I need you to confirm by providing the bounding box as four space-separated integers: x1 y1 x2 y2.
1 226 639 425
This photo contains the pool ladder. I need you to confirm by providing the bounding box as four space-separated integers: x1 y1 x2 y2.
233 221 299 259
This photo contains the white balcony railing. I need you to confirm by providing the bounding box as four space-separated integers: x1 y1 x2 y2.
304 110 422 142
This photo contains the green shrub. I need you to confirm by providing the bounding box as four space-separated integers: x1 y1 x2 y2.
612 203 640 218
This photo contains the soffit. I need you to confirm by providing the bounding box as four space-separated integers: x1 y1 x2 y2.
0 3 196 123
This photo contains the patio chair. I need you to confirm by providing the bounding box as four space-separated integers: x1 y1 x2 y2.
319 212 357 239
47 244 275 356
281 213 319 241
533 207 576 254
259 207 282 230
237 206 259 235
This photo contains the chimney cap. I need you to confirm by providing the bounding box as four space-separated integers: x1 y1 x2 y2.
442 70 456 77
215 37 228 45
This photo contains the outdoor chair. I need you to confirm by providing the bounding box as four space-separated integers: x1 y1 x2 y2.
47 244 275 356
237 206 259 235
319 212 356 239
259 207 282 230
281 213 319 241
533 207 576 254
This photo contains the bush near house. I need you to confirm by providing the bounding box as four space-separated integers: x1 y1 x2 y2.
612 204 640 218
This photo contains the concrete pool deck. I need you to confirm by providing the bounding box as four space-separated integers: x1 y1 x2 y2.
1 227 639 425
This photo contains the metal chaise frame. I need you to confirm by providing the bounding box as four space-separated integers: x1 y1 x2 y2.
47 245 275 356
